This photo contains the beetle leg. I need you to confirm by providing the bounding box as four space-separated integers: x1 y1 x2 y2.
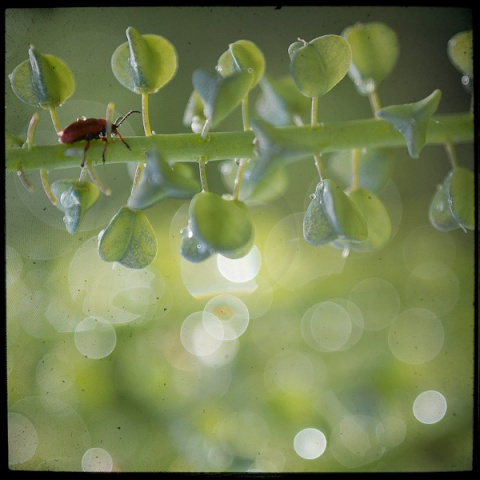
101 137 108 164
81 141 91 168
116 131 131 151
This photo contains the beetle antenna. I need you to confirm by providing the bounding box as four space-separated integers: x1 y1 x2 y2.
114 110 141 127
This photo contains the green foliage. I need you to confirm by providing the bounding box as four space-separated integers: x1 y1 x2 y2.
429 167 474 232
376 90 442 158
192 68 253 128
188 192 255 259
325 149 395 192
255 76 311 126
98 205 157 269
111 26 178 94
5 22 474 270
303 179 368 246
127 150 201 210
342 22 399 95
50 180 100 234
9 45 75 109
447 30 473 78
217 39 266 89
288 35 352 98
335 188 392 252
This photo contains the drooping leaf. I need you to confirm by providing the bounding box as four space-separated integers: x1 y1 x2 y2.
303 183 338 246
9 45 75 108
189 192 254 259
448 167 474 230
429 180 461 232
192 68 253 128
335 188 391 251
255 76 311 126
289 35 352 98
429 167 474 232
51 180 100 234
342 22 399 95
127 150 201 210
249 117 312 182
111 26 178 94
321 179 368 241
376 90 442 159
98 206 157 269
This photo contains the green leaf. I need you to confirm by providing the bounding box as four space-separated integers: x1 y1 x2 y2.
179 224 214 263
51 180 100 234
111 26 178 94
325 148 395 193
189 192 255 258
303 183 338 246
448 167 474 230
217 39 266 89
335 188 391 251
429 180 460 232
127 150 201 210
376 90 442 158
255 75 311 126
289 35 352 98
6 134 25 148
448 30 473 78
249 117 311 182
98 206 157 269
342 22 399 95
221 158 289 203
192 68 253 128
9 45 75 108
429 167 474 232
322 179 368 241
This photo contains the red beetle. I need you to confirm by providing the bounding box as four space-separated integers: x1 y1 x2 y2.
58 110 141 167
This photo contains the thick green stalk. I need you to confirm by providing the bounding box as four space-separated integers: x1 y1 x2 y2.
6 113 473 173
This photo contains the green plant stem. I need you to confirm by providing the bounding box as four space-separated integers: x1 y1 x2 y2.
444 142 459 169
142 93 153 136
368 90 382 114
198 156 209 192
6 113 473 173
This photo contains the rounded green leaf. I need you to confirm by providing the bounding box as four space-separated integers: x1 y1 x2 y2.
342 22 399 94
429 181 460 232
217 39 265 89
9 45 75 108
180 224 214 263
51 180 100 234
192 68 253 127
448 167 474 230
322 179 368 241
303 183 338 246
336 188 391 251
448 30 473 78
111 26 178 94
98 206 157 269
189 192 254 258
128 150 201 210
289 35 352 98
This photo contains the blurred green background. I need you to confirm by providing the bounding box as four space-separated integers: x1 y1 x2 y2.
6 7 474 472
